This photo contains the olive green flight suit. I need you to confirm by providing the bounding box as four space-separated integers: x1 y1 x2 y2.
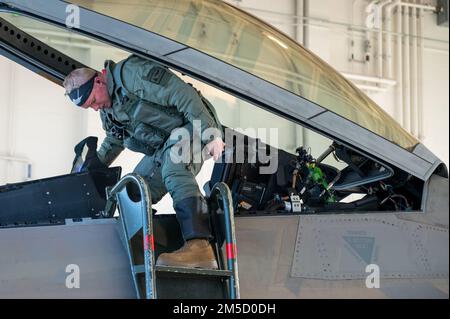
97 55 222 240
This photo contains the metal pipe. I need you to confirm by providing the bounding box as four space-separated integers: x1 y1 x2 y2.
385 0 401 79
366 0 380 75
0 155 30 163
341 72 397 85
303 0 310 49
356 84 390 92
396 2 404 126
365 22 372 74
295 0 304 44
377 22 383 78
0 155 32 181
400 1 436 11
317 144 336 163
237 4 445 43
410 0 419 137
294 0 305 149
402 3 411 132
417 1 425 140
302 0 310 148
4 61 15 182
377 0 393 77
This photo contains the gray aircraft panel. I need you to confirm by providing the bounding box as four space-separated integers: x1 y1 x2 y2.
412 144 448 180
2 215 447 299
419 174 450 227
310 112 434 179
413 143 440 165
0 218 135 299
0 0 443 181
381 281 448 299
234 216 448 299
426 158 449 182
291 213 449 280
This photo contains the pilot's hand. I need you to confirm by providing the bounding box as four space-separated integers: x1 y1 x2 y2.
205 137 226 161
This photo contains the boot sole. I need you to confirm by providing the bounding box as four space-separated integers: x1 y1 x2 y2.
156 260 219 270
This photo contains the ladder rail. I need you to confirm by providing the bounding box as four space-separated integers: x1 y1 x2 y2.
107 173 156 299
210 182 241 299
107 176 240 299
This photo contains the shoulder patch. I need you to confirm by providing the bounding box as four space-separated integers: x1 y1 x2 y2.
144 66 167 85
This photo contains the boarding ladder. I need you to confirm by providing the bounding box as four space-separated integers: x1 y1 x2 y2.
105 174 240 299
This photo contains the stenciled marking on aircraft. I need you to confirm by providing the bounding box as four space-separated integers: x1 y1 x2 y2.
343 235 375 265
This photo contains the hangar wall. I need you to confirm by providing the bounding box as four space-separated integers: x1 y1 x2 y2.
0 55 87 184
0 1 448 213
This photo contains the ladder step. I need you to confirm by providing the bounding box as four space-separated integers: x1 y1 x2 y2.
133 264 233 278
155 265 232 278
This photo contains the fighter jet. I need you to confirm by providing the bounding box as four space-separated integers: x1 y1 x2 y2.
0 0 448 298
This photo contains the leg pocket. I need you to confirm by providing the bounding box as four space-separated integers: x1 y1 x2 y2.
133 155 167 203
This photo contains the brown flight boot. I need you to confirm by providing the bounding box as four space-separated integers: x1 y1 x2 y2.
156 239 218 269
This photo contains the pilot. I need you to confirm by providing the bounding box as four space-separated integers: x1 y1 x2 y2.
63 55 224 269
